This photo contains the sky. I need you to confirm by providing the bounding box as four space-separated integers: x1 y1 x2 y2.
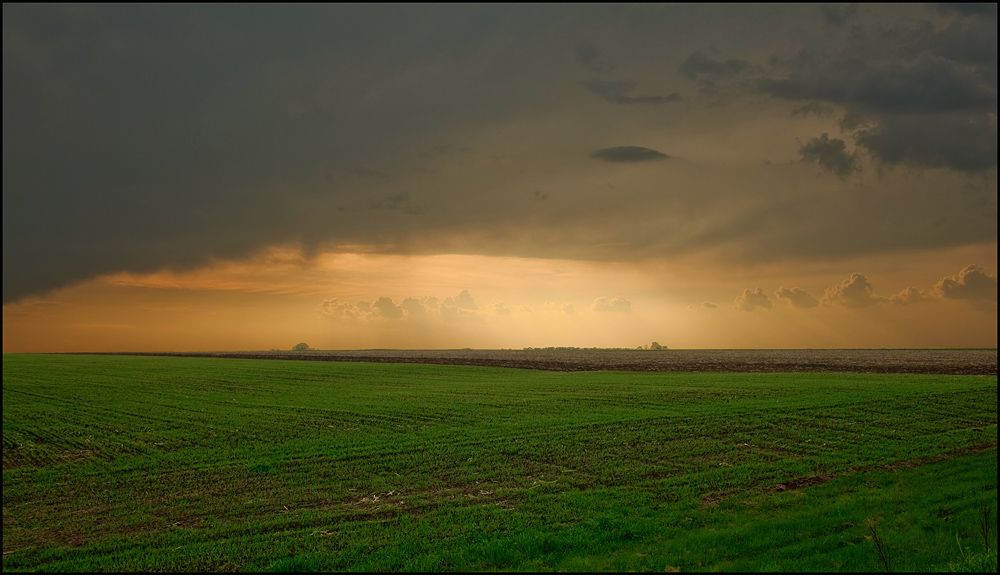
3 3 997 352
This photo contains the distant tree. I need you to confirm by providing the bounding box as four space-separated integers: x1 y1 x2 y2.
650 341 665 350
292 343 311 351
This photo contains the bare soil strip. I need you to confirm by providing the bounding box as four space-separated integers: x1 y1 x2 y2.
90 349 997 375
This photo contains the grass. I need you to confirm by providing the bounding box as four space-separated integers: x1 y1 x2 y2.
2 353 997 571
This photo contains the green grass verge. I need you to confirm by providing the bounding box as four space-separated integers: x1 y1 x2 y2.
2 353 996 571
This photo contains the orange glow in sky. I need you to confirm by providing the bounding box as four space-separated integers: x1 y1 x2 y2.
4 244 996 352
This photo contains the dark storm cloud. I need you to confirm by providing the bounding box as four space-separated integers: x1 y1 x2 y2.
934 4 998 19
2 3 582 302
695 184 996 269
799 134 860 178
583 80 681 105
761 53 995 115
679 52 752 86
819 4 860 27
3 5 997 305
591 147 669 163
371 192 420 215
759 8 997 173
852 114 997 172
576 42 615 74
791 102 834 117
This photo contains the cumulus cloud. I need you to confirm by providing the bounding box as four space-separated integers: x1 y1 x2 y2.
734 288 772 312
372 296 403 319
591 146 669 163
444 289 477 310
775 286 819 308
321 296 406 320
441 289 481 321
592 296 632 312
322 291 501 322
888 286 930 305
401 297 428 316
800 134 860 178
545 301 576 314
583 80 681 105
933 264 998 301
822 272 884 307
319 298 362 319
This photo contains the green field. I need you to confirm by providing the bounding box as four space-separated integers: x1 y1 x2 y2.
2 354 997 572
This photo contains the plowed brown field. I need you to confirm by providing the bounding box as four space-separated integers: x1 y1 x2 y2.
104 348 997 375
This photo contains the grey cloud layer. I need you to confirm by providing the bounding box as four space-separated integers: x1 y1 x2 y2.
583 80 682 105
4 4 591 302
591 147 669 163
760 7 997 173
799 134 860 178
3 5 996 303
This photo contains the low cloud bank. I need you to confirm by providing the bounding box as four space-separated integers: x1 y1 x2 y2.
592 296 632 312
822 273 882 308
739 265 997 312
322 291 486 322
734 288 772 312
934 264 998 301
775 286 819 308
